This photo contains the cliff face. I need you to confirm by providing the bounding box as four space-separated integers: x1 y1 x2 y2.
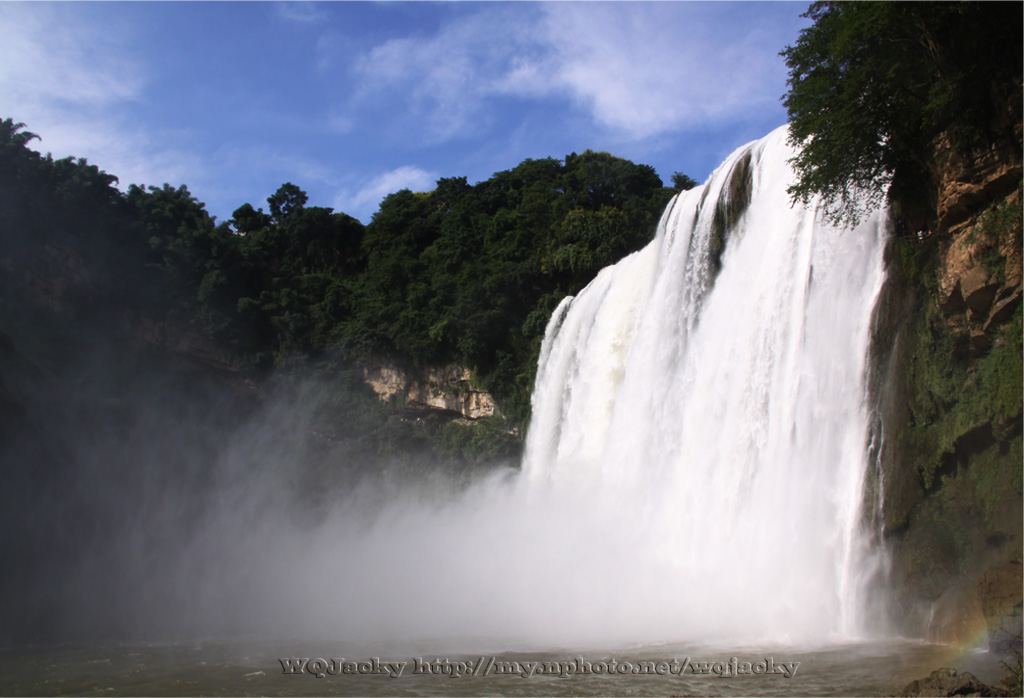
362 362 501 421
872 118 1022 651
932 130 1023 354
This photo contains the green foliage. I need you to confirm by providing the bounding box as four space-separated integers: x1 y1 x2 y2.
1002 644 1023 698
895 268 1022 492
267 182 308 221
891 234 936 293
976 309 1024 430
342 150 672 422
782 1 1023 224
907 489 973 578
966 436 1023 527
671 171 698 191
439 416 521 464
0 116 673 444
0 121 156 322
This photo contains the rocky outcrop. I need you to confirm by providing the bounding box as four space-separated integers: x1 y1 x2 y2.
924 560 1022 651
362 362 500 420
935 135 1022 236
898 668 997 697
927 585 990 648
977 561 1024 653
872 115 1023 656
931 129 1023 358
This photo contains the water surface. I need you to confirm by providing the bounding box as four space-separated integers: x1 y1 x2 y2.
1 638 1009 696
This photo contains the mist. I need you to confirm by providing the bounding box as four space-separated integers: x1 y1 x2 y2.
2 129 891 657
0 327 661 650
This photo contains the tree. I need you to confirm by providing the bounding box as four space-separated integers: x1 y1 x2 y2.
267 182 308 221
0 118 39 148
781 1 1023 224
671 171 698 191
561 150 663 210
1 116 677 424
231 203 269 234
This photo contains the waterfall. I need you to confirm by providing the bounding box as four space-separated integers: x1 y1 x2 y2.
50 126 889 651
520 125 889 644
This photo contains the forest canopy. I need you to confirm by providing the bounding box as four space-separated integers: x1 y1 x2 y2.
0 117 681 423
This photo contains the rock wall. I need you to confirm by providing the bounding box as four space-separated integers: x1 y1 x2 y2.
362 362 500 421
932 128 1023 358
871 120 1023 652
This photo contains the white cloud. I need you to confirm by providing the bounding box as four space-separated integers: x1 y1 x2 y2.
275 2 327 24
518 3 793 140
43 120 202 188
334 165 438 222
0 4 144 110
324 111 355 135
347 3 797 144
0 4 208 198
0 2 804 223
350 7 545 143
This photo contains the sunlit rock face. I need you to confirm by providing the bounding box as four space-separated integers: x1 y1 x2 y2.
363 362 500 419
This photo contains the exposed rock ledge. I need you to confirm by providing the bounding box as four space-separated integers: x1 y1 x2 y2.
931 129 1022 358
898 667 1010 697
362 362 500 420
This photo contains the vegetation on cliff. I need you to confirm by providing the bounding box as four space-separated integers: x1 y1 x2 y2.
782 1 1022 225
0 117 680 462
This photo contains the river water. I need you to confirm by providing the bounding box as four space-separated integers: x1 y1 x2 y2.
0 638 1011 696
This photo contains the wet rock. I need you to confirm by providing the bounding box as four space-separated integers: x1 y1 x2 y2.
928 586 990 647
898 667 996 697
977 561 1024 652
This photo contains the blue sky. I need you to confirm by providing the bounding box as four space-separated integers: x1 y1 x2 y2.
0 1 811 224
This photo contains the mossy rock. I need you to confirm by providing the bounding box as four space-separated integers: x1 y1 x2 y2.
709 151 753 274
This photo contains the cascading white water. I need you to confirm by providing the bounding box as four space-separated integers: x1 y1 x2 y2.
108 125 890 652
520 125 889 644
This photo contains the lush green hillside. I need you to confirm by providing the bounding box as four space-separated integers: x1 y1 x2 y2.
0 122 684 641
0 117 679 459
